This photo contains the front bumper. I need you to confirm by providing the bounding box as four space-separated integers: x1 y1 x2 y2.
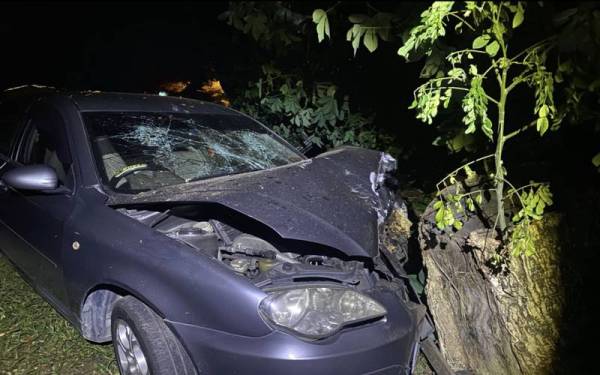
166 289 419 375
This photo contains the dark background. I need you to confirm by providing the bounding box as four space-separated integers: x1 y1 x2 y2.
0 2 237 92
1 3 598 372
0 1 447 181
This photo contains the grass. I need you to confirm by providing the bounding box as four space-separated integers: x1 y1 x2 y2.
0 254 118 375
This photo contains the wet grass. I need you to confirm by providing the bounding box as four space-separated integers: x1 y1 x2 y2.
0 254 118 375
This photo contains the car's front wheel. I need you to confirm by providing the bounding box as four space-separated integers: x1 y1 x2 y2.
111 296 197 375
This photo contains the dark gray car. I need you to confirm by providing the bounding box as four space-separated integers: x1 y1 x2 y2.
0 88 425 374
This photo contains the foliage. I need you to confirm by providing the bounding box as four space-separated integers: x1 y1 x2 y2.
551 3 600 171
243 2 594 257
219 2 306 49
236 64 379 151
220 3 402 155
312 9 330 43
394 1 567 256
509 184 553 256
309 5 398 56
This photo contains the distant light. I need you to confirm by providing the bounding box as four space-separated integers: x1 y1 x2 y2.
158 91 168 96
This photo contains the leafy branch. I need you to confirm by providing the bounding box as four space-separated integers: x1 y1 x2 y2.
399 1 561 257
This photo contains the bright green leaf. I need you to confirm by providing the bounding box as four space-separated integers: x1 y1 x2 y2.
312 9 330 42
536 116 549 135
513 8 525 28
472 34 491 49
482 117 494 139
485 41 500 57
312 9 326 23
435 207 445 223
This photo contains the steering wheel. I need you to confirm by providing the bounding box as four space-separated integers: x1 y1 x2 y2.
109 164 160 188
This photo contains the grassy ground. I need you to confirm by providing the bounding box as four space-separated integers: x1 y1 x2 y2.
0 254 118 375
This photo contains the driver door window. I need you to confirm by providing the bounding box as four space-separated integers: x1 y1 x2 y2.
18 106 74 189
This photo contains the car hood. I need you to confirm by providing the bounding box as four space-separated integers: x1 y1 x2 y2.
107 146 397 258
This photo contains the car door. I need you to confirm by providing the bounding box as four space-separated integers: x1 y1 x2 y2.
0 103 76 308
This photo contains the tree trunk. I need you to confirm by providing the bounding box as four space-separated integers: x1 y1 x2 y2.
419 200 563 375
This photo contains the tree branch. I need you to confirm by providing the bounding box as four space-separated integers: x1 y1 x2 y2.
503 120 537 141
436 154 495 191
448 12 476 31
509 36 557 63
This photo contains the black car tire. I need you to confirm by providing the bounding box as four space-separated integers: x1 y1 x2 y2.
111 296 198 375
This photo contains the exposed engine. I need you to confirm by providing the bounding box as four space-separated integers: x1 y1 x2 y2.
118 208 383 291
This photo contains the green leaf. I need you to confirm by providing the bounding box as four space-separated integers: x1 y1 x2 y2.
536 116 549 135
512 7 525 28
363 29 378 53
482 117 494 139
475 192 483 204
465 122 476 134
485 41 500 57
466 197 475 212
592 152 600 167
312 9 326 23
453 220 463 230
472 34 491 49
346 28 353 42
312 9 330 42
435 207 445 224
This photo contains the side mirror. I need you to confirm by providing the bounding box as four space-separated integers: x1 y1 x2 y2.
1 165 58 191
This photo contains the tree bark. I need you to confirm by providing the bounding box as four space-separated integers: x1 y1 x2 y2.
419 200 563 375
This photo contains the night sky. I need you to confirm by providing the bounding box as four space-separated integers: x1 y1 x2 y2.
1 2 235 93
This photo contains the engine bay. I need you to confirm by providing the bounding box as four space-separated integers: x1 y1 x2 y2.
117 206 395 293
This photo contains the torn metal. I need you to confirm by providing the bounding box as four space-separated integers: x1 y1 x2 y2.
109 146 398 258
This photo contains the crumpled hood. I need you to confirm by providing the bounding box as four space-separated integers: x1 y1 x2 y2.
108 146 397 257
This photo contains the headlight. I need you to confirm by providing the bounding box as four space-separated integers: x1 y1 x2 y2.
259 287 387 339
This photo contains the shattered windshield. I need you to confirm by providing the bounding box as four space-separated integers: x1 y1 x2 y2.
83 111 303 193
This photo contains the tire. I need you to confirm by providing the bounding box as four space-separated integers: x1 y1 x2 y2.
111 296 197 375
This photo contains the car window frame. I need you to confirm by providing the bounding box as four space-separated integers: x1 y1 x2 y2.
0 105 29 162
15 103 77 194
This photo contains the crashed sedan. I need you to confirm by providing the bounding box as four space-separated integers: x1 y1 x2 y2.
0 90 428 374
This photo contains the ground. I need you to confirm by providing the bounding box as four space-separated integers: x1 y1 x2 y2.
0 255 118 375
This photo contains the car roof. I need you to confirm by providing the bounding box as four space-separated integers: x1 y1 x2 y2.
69 91 232 114
2 85 232 115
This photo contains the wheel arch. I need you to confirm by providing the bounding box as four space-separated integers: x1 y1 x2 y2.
80 283 165 343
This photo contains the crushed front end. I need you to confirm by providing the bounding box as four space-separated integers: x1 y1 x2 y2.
113 147 428 374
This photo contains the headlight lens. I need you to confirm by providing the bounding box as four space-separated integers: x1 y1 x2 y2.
259 287 386 339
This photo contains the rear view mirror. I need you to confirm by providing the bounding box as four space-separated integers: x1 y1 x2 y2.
1 164 58 191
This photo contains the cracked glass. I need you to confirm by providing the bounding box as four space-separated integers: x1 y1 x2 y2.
83 111 303 193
